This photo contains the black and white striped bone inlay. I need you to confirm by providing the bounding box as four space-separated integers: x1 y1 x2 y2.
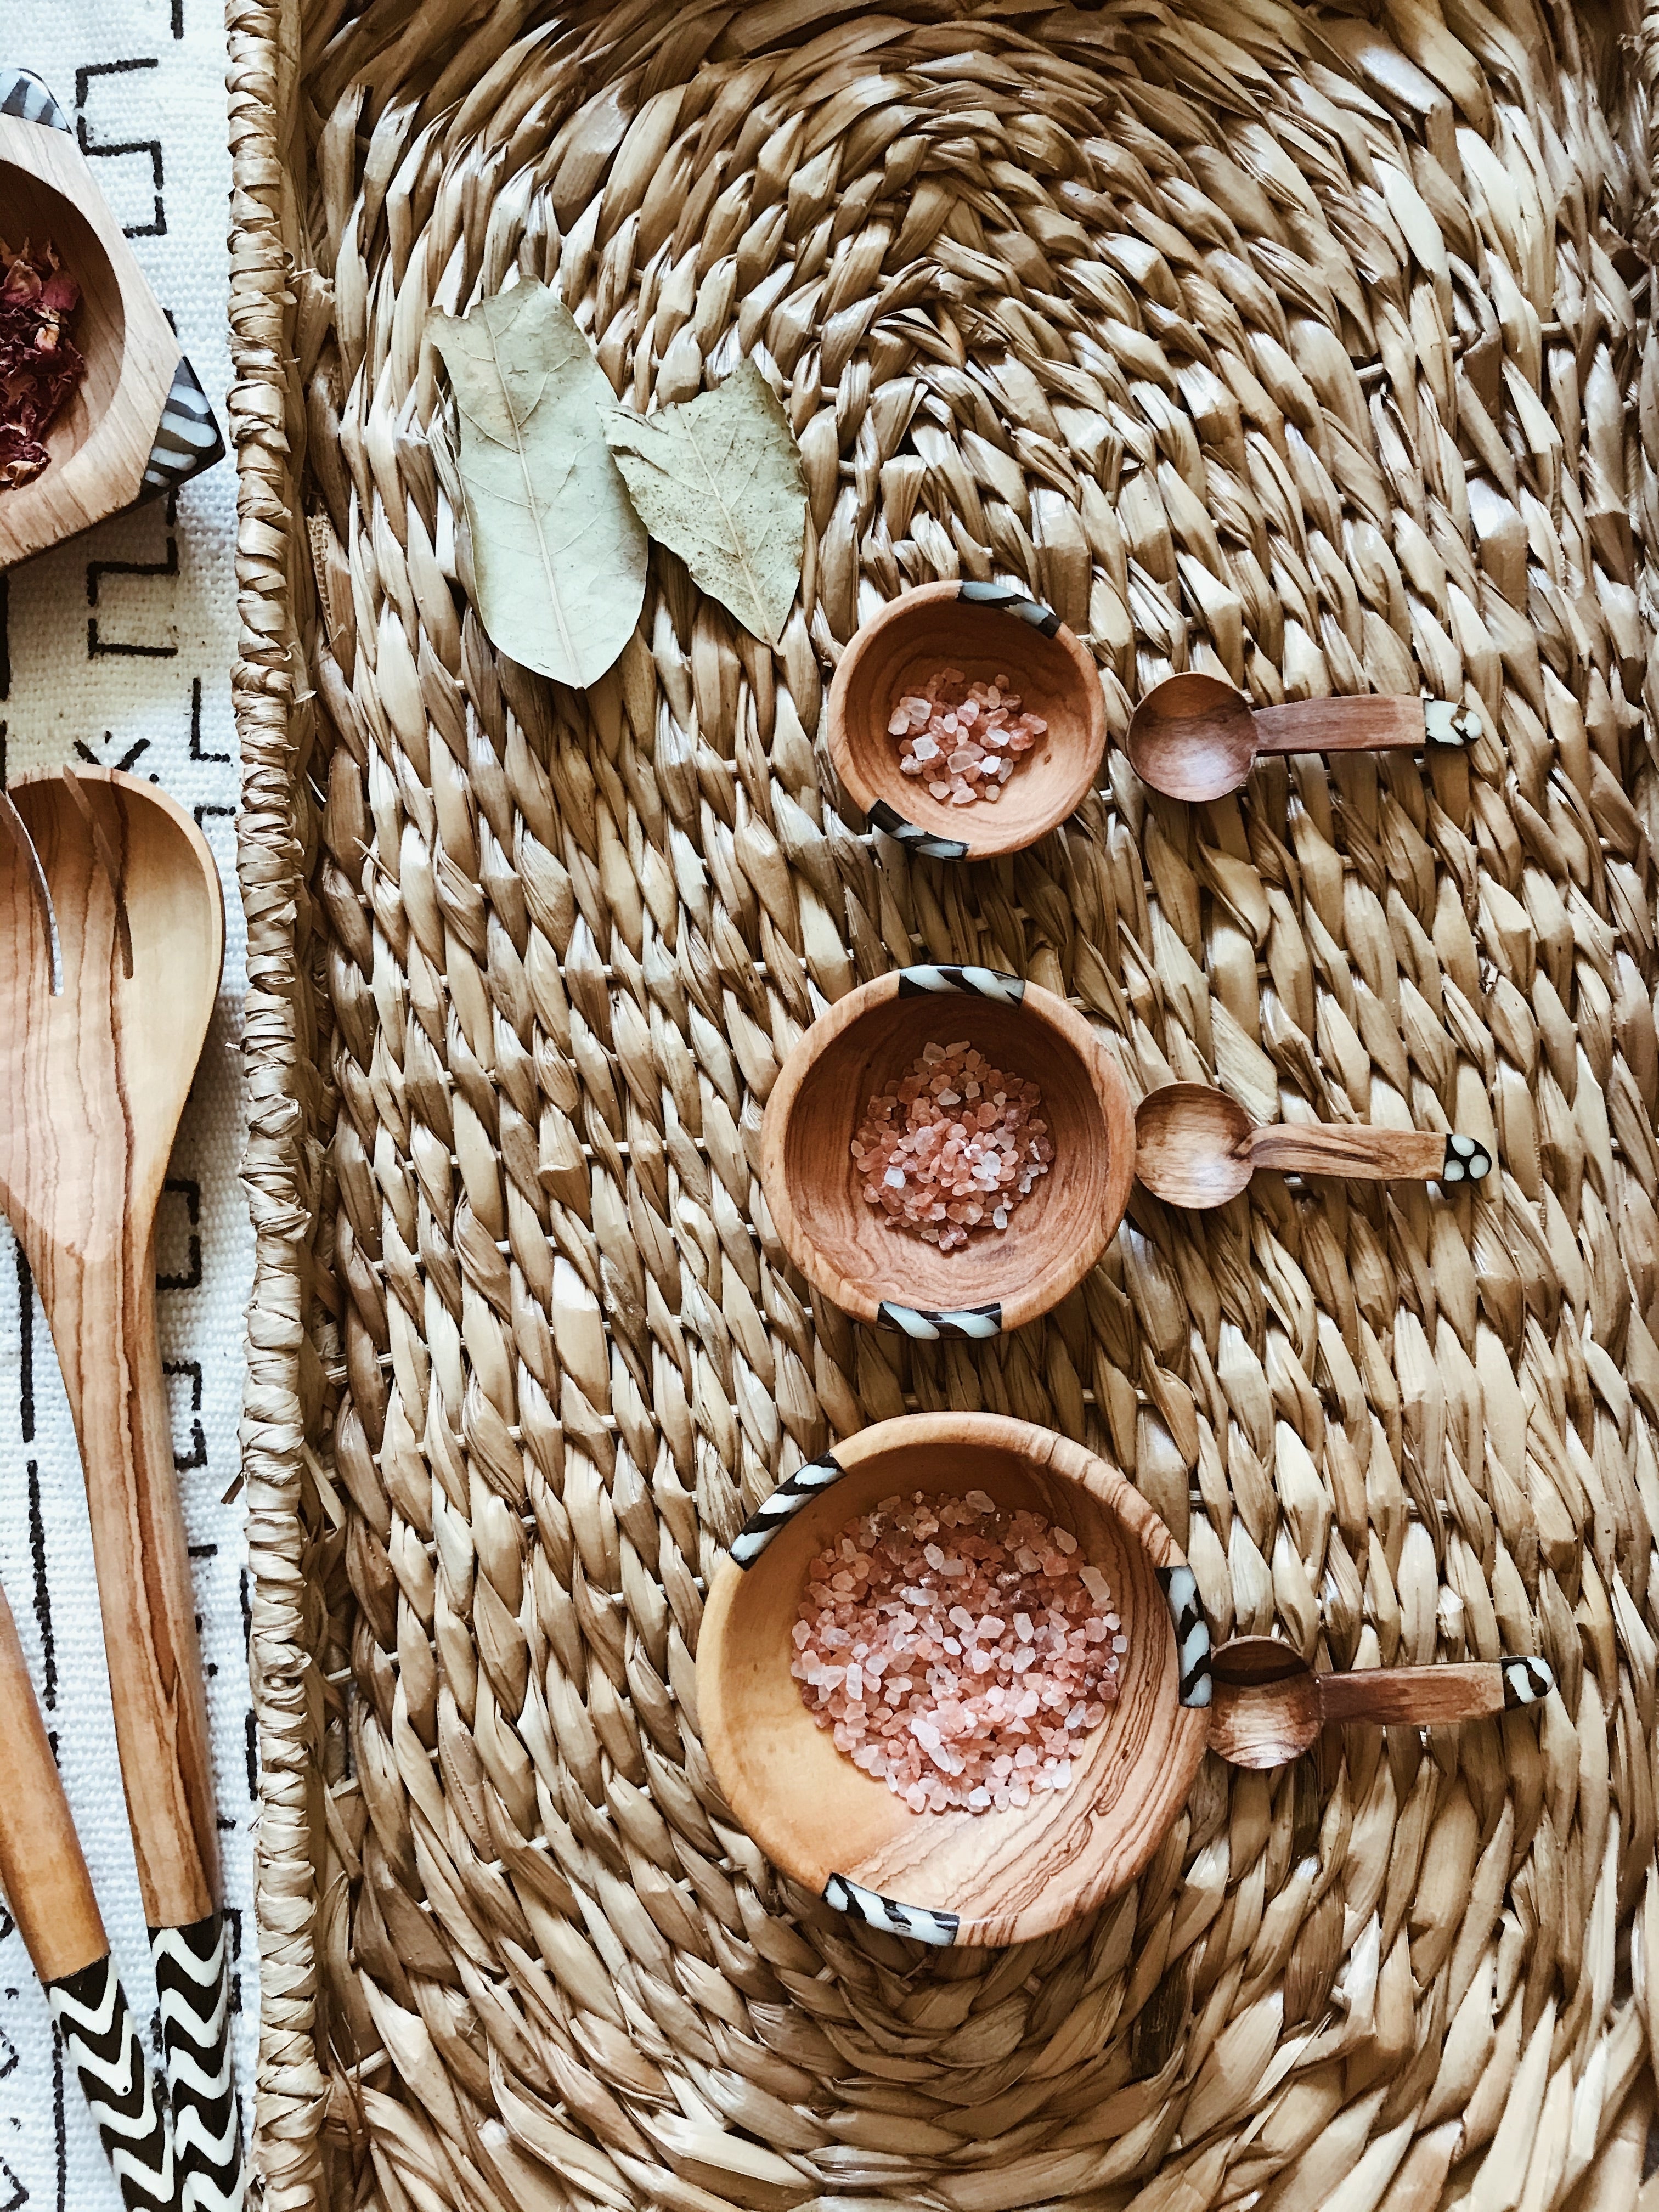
1423 699 1482 744
823 1872 960 1947
1500 1656 1554 1707
876 1299 1002 1341
895 964 1025 1003
1158 1564 1212 1708
866 799 969 862
0 66 71 132
139 359 227 502
46 1954 175 2212
153 1914 242 2212
731 1452 845 1567
958 579 1062 636
1440 1132 1492 1183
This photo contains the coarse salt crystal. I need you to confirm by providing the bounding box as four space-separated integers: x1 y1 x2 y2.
885 664 1049 810
792 1492 1124 1816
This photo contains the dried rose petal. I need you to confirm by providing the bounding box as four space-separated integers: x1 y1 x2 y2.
0 237 86 491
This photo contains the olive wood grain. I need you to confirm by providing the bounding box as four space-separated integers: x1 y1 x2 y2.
1243 1124 1449 1178
1248 696 1427 755
0 115 182 571
0 1575 106 1982
698 1413 1209 1947
827 580 1107 860
761 969 1135 1334
0 770 223 1928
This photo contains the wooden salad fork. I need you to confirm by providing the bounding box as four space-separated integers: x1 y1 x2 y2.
0 768 240 2211
0 1574 176 2209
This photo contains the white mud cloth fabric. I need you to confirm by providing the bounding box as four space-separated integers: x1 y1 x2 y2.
0 10 253 2211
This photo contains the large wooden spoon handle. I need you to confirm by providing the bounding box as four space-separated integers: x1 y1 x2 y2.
1317 1655 1553 1728
1244 1123 1492 1185
0 1583 179 2211
58 1233 219 1930
0 1575 105 1980
1249 696 1475 758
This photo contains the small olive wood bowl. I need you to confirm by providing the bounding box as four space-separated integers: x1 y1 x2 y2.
0 97 188 570
698 1413 1211 1948
761 966 1135 1338
826 580 1106 860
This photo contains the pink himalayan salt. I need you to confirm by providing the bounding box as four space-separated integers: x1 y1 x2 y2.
791 1490 1124 1814
851 1040 1052 1251
888 666 1047 807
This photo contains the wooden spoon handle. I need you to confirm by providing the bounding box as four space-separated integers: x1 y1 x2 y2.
57 1235 219 1931
1249 696 1474 758
1244 1123 1492 1184
0 1575 106 1981
1317 1656 1553 1728
0 1584 177 2205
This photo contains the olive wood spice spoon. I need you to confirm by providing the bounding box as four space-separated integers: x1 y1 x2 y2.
1124 673 1480 803
1207 1636 1553 1768
1134 1083 1492 1209
0 768 241 2211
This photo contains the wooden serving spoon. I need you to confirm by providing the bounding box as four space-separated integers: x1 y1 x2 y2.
0 1576 176 2210
0 769 241 2209
1125 673 1480 803
1209 1635 1553 1768
1134 1084 1491 1209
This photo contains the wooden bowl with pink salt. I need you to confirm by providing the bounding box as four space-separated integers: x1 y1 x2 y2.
760 964 1135 1339
827 579 1107 861
698 1413 1211 1949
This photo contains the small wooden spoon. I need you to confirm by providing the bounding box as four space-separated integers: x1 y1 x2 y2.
0 1575 176 2209
1209 1636 1553 1768
1134 1083 1491 1209
0 769 240 2206
1125 673 1479 803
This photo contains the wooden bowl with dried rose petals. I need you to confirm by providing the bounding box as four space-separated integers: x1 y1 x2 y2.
761 965 1134 1339
827 579 1107 861
698 1412 1211 1948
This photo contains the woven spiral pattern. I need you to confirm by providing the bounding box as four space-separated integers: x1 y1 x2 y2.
231 0 1659 2204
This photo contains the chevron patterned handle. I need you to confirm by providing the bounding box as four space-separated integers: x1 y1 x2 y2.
153 1915 242 2211
46 1954 175 2212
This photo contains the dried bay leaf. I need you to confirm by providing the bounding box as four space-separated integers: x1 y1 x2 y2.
603 362 807 646
427 280 646 688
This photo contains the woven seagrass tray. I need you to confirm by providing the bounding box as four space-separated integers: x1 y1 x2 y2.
228 0 1659 2203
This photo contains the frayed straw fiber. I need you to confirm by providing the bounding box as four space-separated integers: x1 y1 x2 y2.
228 0 1659 2206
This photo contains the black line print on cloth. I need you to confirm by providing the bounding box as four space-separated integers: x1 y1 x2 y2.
187 681 227 764
162 1364 206 1472
156 1181 202 1292
73 737 152 774
75 61 165 238
87 535 180 661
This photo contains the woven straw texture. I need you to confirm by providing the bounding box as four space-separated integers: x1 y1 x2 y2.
229 0 1659 2204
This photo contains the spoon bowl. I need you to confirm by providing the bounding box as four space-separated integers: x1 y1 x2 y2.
1134 1083 1254 1207
1123 674 1259 804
